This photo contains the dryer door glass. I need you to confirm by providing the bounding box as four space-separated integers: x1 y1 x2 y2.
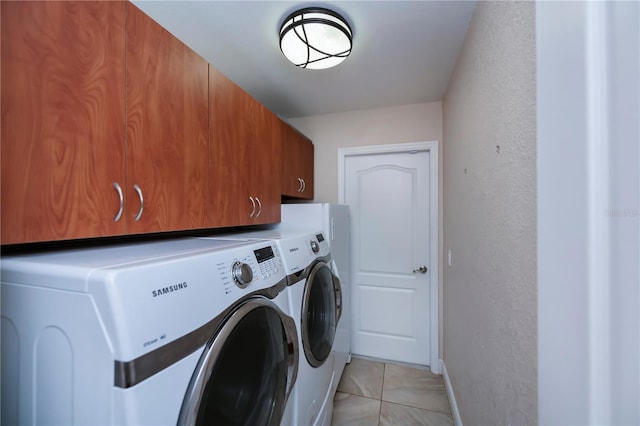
302 262 338 367
179 300 295 426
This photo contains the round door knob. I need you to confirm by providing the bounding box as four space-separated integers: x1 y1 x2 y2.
413 265 428 274
310 240 320 253
232 262 253 288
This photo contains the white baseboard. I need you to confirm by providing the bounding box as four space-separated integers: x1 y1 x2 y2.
441 359 463 426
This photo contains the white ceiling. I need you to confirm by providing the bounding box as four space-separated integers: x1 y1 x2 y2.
132 1 476 119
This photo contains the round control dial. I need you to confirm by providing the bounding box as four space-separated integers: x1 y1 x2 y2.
310 240 320 253
232 261 253 288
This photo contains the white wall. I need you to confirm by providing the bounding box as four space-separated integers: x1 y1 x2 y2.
538 1 639 424
442 2 537 425
288 102 442 204
289 102 444 358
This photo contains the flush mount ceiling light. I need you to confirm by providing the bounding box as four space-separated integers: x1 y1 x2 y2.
279 7 352 70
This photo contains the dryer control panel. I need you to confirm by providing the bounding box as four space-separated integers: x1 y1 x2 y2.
310 233 330 258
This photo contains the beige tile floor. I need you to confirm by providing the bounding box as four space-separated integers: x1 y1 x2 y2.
331 357 454 426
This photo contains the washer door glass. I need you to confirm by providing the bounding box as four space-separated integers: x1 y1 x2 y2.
178 299 297 426
302 262 339 367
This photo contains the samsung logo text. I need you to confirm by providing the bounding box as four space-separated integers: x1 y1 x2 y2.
152 282 188 298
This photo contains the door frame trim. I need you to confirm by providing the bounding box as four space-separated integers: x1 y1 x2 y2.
338 141 440 373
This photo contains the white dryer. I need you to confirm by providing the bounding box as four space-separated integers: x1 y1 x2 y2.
280 203 351 399
276 231 341 426
1 237 297 426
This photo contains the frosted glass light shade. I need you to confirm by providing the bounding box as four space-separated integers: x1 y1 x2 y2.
279 7 352 70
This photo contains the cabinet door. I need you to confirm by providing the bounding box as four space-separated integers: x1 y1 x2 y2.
281 123 303 197
1 1 126 244
126 3 209 233
252 105 281 224
281 123 314 200
209 66 280 227
298 136 314 199
209 66 252 226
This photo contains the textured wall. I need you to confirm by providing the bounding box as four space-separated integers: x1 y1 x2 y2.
442 2 537 425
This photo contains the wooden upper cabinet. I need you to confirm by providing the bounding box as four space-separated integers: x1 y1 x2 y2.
125 3 209 233
253 105 282 224
1 2 281 244
209 66 251 227
281 122 314 200
298 135 314 198
209 66 280 227
1 1 127 244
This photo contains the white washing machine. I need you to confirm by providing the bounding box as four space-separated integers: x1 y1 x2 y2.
196 230 341 426
1 237 298 426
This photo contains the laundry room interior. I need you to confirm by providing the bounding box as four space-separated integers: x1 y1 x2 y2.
1 1 638 426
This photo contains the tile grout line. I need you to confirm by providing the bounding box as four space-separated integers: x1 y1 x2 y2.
335 391 454 422
380 362 453 419
333 359 454 425
382 400 454 416
377 363 386 426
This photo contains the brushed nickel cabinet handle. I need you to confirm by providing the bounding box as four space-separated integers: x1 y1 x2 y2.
297 178 303 192
301 178 306 193
255 197 262 218
113 182 124 222
249 196 256 218
133 184 144 221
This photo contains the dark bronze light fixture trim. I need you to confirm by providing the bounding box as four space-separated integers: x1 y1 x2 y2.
279 7 353 70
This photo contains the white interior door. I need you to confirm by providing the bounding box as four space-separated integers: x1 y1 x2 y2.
343 148 431 366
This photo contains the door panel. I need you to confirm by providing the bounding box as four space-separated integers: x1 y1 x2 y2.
251 105 281 224
0 1 126 244
360 286 415 337
345 151 430 365
126 3 209 233
209 66 280 226
209 66 253 226
281 124 314 200
358 166 416 273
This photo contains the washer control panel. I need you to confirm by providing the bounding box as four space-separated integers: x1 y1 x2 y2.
231 261 253 288
253 245 281 279
217 243 284 294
